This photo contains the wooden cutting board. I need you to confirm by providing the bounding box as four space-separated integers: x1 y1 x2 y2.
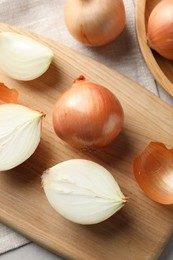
0 23 173 260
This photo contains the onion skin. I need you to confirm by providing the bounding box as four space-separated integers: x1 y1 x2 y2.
53 76 124 150
133 142 173 205
64 0 126 46
147 0 173 60
0 83 18 104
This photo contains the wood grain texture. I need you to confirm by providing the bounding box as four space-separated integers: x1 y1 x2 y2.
136 0 173 97
0 23 173 260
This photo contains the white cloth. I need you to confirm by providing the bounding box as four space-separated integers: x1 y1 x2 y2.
0 0 172 254
0 224 29 254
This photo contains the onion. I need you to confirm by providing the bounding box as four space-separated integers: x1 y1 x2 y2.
0 104 44 171
147 0 173 60
53 76 124 150
0 32 53 80
133 142 173 205
64 0 126 46
42 159 127 225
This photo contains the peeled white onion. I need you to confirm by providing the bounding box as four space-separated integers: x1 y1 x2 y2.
0 32 53 80
42 159 127 225
0 104 44 171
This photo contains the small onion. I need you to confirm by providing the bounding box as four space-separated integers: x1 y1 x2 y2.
53 76 124 150
133 142 173 205
147 0 173 60
64 0 126 46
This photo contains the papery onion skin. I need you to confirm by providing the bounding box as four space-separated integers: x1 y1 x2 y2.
0 83 19 104
147 0 173 60
53 76 124 150
133 142 173 205
64 0 126 46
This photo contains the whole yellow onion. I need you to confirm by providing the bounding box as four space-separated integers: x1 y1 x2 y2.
147 0 173 60
53 76 124 150
64 0 126 46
